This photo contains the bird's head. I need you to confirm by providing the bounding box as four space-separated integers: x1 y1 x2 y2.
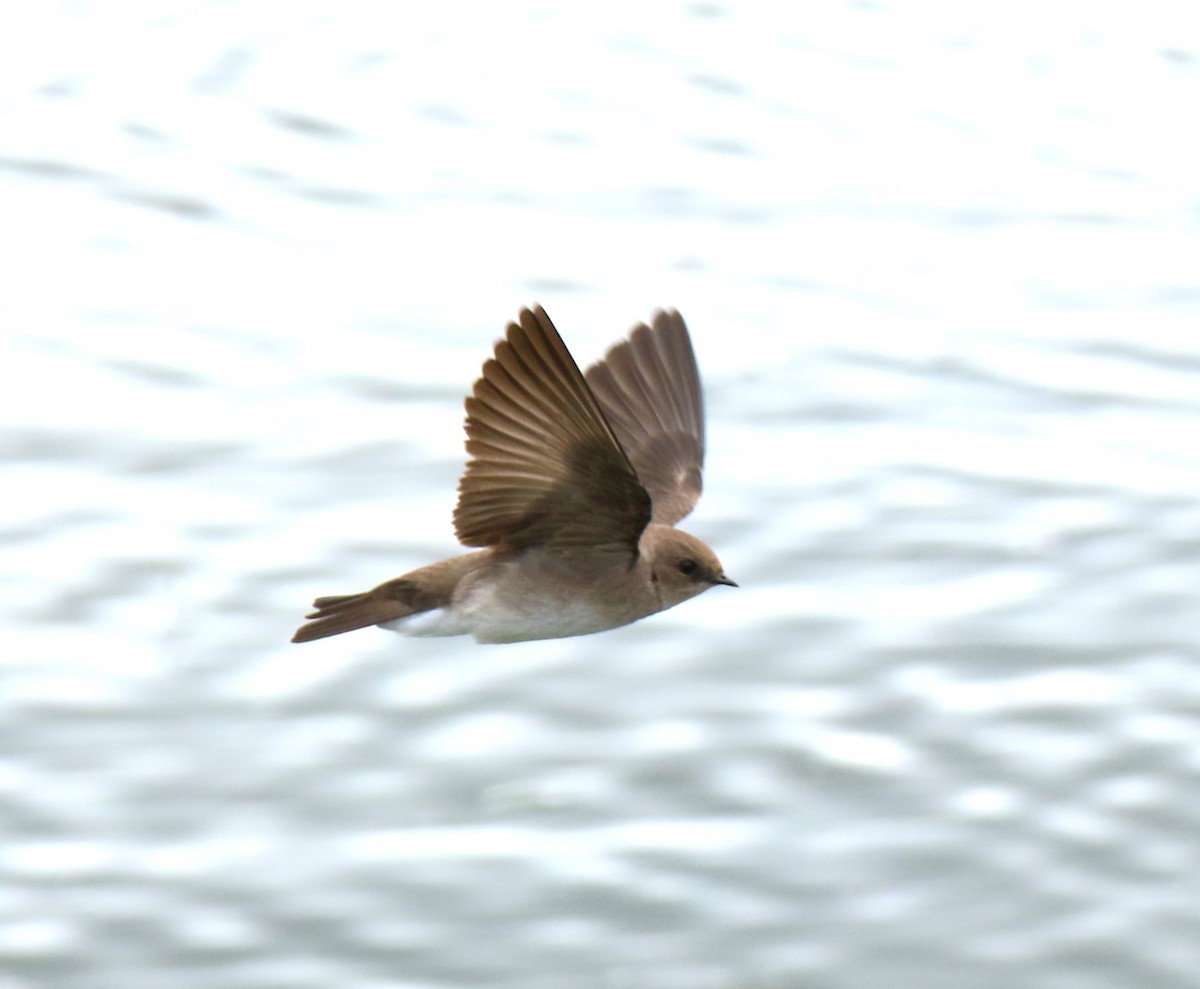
642 526 736 610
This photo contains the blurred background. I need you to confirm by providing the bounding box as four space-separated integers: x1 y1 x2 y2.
3 2 1200 987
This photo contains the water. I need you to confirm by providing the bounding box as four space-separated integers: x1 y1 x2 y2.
3 3 1200 987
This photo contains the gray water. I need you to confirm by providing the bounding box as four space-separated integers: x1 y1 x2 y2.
3 3 1200 987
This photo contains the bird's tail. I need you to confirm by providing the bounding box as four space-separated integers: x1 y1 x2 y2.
291 589 423 643
290 552 486 644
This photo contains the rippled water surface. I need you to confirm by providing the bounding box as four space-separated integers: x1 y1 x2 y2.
4 3 1200 988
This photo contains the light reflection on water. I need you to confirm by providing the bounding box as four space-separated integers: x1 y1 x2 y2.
4 3 1200 988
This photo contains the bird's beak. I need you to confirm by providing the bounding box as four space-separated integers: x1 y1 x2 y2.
714 575 738 588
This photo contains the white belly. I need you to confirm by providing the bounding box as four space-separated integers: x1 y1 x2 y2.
380 608 473 639
381 581 638 644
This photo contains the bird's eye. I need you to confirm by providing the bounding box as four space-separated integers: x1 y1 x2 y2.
677 559 698 575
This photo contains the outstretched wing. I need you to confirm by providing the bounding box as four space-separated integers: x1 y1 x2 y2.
584 309 705 525
454 306 652 557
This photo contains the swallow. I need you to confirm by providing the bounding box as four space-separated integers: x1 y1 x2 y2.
292 305 734 644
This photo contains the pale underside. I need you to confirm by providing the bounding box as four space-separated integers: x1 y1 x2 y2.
382 549 656 643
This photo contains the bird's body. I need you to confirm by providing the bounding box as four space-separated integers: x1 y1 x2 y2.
292 307 733 645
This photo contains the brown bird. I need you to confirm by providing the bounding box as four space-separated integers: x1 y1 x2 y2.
291 305 734 645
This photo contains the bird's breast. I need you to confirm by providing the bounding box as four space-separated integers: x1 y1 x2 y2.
459 552 656 643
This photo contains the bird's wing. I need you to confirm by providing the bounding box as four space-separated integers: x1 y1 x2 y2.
584 309 705 525
454 306 652 557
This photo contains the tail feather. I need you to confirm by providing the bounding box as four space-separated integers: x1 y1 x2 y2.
291 591 420 643
290 552 488 644
308 593 366 614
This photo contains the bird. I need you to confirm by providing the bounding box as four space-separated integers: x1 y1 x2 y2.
291 305 734 645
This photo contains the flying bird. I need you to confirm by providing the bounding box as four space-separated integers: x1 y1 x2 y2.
292 305 734 644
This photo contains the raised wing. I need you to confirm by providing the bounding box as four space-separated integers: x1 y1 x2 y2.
454 306 652 556
584 309 705 525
